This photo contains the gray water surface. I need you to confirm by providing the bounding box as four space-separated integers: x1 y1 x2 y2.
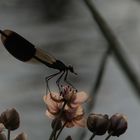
0 0 140 139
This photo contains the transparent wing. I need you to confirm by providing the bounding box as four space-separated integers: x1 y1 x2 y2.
35 48 56 64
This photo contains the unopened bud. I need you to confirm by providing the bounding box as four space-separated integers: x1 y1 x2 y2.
87 113 110 135
108 113 128 137
65 136 72 140
0 133 6 140
0 108 20 130
51 118 62 131
14 132 27 140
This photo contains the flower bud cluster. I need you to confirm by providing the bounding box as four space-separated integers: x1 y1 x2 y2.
87 113 128 138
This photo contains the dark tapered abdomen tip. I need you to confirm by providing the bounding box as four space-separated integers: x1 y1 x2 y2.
1 30 36 61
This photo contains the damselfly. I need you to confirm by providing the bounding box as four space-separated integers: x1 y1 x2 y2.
0 29 77 92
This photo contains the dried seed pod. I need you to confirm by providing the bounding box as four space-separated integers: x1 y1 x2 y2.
1 29 36 61
51 118 62 131
87 113 110 135
108 113 128 137
0 108 20 131
14 132 27 140
0 133 6 140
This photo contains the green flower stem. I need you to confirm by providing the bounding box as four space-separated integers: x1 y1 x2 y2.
89 133 96 140
49 102 67 140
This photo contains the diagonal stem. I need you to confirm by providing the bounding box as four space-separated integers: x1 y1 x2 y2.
55 122 67 140
77 47 111 140
84 0 140 99
87 47 111 112
105 132 113 140
89 133 96 140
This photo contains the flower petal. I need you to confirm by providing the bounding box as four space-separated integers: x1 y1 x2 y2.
45 110 56 119
75 106 84 116
43 93 62 113
74 91 88 104
73 117 86 127
65 121 75 128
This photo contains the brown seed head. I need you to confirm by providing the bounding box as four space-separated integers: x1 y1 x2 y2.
87 113 110 135
0 108 20 131
108 113 128 137
65 136 72 140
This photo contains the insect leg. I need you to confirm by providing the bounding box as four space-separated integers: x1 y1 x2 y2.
56 71 65 93
45 71 62 94
64 70 77 90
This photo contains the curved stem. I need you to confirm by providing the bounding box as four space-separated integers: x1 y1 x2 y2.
55 122 67 140
89 133 96 140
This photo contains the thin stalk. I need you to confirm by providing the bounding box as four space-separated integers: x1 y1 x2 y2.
89 133 96 140
7 129 11 140
105 132 113 140
84 0 140 99
88 47 111 109
92 47 111 95
49 102 67 140
77 47 111 140
55 122 67 140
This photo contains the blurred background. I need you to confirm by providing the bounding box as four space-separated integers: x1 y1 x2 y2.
0 0 140 139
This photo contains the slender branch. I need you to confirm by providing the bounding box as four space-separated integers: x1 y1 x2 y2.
84 0 140 99
55 122 67 140
89 133 96 140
